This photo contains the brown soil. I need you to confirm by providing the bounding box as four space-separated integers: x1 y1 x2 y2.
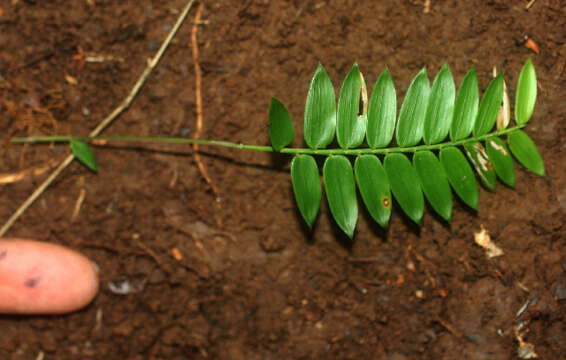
1 1 565 359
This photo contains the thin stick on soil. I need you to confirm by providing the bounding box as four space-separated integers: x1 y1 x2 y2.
0 0 197 237
191 3 220 199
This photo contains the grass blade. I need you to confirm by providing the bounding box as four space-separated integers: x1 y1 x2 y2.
450 67 478 141
304 64 336 149
396 68 430 147
291 155 322 227
268 97 294 151
323 156 358 238
70 140 98 172
485 137 515 187
508 130 545 176
464 142 497 191
423 63 455 144
439 147 478 210
515 58 537 125
413 151 452 222
473 74 503 136
337 64 367 149
384 153 424 225
354 155 392 228
367 68 396 148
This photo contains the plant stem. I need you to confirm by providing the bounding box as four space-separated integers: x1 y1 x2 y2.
11 125 526 156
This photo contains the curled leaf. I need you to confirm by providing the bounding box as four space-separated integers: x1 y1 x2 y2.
496 79 511 130
337 64 367 149
464 141 497 191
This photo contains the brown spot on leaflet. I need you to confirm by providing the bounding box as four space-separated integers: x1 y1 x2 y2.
24 276 41 288
382 196 391 208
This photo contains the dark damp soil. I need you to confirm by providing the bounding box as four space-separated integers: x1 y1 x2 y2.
1 1 565 359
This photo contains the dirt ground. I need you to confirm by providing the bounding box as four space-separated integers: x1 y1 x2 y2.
1 0 565 359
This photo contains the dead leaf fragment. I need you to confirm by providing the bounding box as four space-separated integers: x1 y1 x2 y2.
171 247 183 261
474 226 503 258
64 73 78 85
524 38 540 54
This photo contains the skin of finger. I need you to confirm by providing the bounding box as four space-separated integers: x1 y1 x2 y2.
0 238 99 314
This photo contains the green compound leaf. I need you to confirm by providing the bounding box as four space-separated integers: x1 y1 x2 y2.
439 147 478 210
384 153 424 225
323 156 358 238
304 64 336 149
354 155 392 228
464 141 497 191
450 67 478 141
396 68 430 147
337 63 367 149
508 130 545 176
515 58 537 125
367 68 396 148
413 151 452 222
485 137 515 187
291 155 322 228
70 140 98 172
473 73 504 137
424 63 455 144
268 97 294 151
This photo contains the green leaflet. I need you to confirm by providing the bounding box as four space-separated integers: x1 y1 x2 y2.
450 67 478 141
367 68 396 148
268 97 294 151
413 151 452 222
486 137 515 187
439 147 478 210
354 155 392 228
424 63 455 144
337 64 367 149
396 68 430 147
384 153 424 225
515 58 537 125
508 130 545 176
464 141 497 191
304 64 336 149
70 140 98 172
473 74 504 136
291 155 322 227
323 156 358 238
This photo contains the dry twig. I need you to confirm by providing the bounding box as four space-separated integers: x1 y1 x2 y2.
0 0 197 236
190 3 220 199
0 159 57 184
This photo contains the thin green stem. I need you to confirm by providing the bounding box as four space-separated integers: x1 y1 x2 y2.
11 124 526 156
